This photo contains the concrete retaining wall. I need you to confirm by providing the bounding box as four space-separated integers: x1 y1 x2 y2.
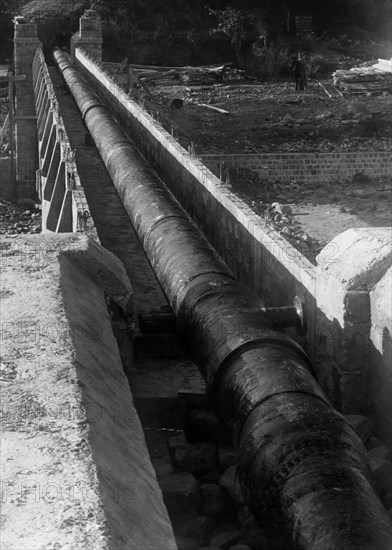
202 151 392 183
74 48 392 444
1 233 176 549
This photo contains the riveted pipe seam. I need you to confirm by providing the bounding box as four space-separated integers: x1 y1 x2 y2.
54 50 392 550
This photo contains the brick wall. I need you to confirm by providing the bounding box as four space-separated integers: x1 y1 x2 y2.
201 151 392 183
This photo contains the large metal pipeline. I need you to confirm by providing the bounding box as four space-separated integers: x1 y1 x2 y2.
54 49 392 549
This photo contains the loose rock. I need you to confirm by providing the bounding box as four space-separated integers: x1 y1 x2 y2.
240 517 269 550
175 536 199 550
219 466 244 506
200 483 229 517
368 445 392 465
237 505 253 526
219 447 238 470
17 198 36 209
345 414 373 442
168 433 217 473
369 457 392 498
367 436 384 450
178 515 216 546
209 530 240 549
160 472 201 519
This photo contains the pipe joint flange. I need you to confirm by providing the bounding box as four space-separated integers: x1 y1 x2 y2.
260 296 307 335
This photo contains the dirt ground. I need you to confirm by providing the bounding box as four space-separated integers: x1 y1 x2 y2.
137 42 392 262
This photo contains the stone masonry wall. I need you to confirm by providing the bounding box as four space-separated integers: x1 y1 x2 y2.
0 158 14 201
13 19 41 200
202 151 392 184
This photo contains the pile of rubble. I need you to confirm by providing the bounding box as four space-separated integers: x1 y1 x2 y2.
264 202 324 258
333 58 392 95
0 199 41 235
130 63 245 87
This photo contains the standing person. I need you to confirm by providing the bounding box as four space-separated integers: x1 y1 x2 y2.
293 52 307 91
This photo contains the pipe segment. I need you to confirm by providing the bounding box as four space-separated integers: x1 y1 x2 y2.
54 49 392 549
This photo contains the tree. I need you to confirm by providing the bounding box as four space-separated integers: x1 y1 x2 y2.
0 1 23 60
208 5 254 63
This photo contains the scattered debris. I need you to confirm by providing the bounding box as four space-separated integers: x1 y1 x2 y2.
127 63 246 87
0 198 41 235
333 58 392 95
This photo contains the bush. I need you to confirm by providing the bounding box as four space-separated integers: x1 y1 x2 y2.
243 46 292 79
22 0 89 55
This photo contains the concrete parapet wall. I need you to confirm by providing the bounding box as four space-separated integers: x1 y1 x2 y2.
1 233 176 549
74 48 392 442
32 49 96 236
202 151 392 183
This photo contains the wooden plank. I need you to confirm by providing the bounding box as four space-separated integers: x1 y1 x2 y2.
8 77 15 189
318 81 332 98
191 102 230 114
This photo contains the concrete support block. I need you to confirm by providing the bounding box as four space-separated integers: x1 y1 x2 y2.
56 188 73 232
44 140 61 200
42 128 58 178
45 161 65 232
39 110 54 157
316 227 392 420
37 93 49 138
369 267 392 444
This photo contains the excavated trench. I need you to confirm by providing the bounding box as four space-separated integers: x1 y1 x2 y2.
50 54 392 550
46 62 223 546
